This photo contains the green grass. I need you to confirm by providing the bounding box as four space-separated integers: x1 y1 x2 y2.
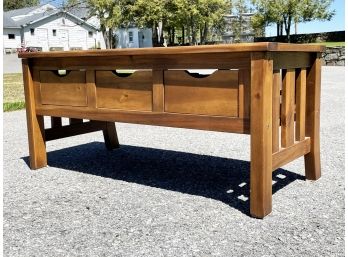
309 42 345 47
4 101 26 112
3 73 25 112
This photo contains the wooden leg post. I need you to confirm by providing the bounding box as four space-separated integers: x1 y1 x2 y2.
304 54 321 180
250 53 273 218
22 59 47 169
103 122 119 150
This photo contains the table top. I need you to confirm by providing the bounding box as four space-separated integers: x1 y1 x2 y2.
18 42 325 59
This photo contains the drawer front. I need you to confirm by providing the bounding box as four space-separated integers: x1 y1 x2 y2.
39 70 87 107
164 70 239 117
96 70 153 111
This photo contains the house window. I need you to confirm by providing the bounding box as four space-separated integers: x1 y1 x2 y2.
129 31 133 43
88 31 93 38
8 34 15 39
30 28 35 35
52 29 57 36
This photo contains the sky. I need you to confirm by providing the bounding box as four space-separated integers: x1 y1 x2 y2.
264 0 345 36
43 0 345 37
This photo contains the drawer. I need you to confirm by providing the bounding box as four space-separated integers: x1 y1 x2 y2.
164 70 239 117
96 70 153 111
39 70 87 107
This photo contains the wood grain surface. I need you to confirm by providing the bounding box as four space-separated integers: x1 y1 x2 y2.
164 70 239 117
18 42 325 59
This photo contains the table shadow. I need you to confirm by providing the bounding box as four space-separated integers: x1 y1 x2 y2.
22 142 305 216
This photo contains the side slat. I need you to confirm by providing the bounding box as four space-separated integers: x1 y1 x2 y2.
86 70 97 109
281 69 295 147
152 69 164 112
238 69 251 118
272 70 281 153
295 68 306 141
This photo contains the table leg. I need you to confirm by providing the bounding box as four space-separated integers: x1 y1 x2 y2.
250 53 273 218
103 122 119 150
304 53 321 180
22 59 47 169
51 117 62 128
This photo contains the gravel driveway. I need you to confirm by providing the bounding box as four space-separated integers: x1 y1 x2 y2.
3 66 344 256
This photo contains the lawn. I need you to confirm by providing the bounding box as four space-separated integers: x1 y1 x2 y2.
3 73 25 112
309 42 345 47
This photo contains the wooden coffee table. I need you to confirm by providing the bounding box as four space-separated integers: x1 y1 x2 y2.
19 43 324 218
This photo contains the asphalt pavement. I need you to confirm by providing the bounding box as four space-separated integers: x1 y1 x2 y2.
3 53 22 74
3 66 345 256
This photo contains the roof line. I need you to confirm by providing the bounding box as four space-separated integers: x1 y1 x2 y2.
21 10 98 30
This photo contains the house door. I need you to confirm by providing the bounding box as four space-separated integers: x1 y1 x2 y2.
58 29 69 50
138 31 144 48
36 28 48 51
69 30 87 50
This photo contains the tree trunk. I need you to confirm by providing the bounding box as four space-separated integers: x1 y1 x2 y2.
101 24 110 49
167 27 175 45
283 16 291 43
182 26 185 45
152 23 158 47
108 28 113 49
171 27 175 45
103 32 109 49
203 22 208 44
277 22 284 40
190 15 196 45
286 16 291 43
200 27 203 44
157 22 164 45
167 28 172 45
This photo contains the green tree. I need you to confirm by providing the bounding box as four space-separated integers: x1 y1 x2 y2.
130 0 166 46
4 0 40 11
197 0 230 44
66 0 230 47
89 0 122 48
230 0 249 42
251 0 335 42
67 0 123 48
162 0 229 45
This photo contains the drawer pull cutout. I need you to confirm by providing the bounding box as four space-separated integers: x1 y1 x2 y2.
184 69 217 78
112 70 136 77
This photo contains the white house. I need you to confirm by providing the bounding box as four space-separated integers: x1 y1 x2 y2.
223 13 256 43
3 4 106 53
116 27 153 48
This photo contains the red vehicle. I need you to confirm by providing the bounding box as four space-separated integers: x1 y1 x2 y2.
17 44 39 53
